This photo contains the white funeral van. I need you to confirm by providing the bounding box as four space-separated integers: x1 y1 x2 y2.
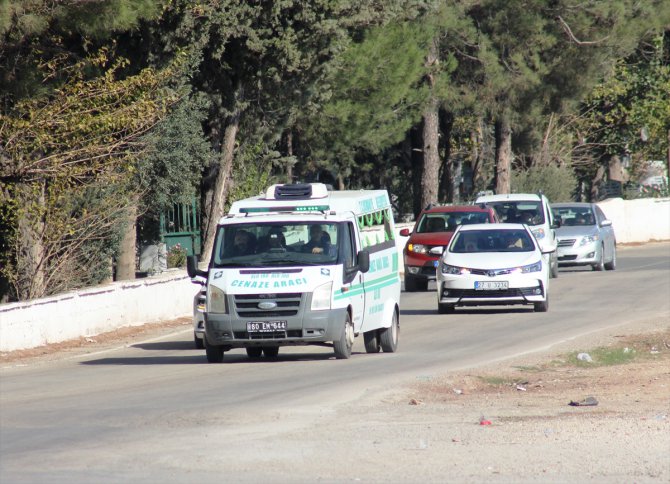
187 183 401 362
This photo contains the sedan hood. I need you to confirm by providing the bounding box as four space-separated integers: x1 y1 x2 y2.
555 226 598 238
406 232 455 246
444 251 541 270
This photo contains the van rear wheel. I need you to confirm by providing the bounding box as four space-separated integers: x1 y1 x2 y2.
333 312 354 359
379 311 399 353
262 346 279 358
246 347 263 359
363 330 381 353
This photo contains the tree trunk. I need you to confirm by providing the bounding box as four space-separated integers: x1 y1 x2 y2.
286 131 294 183
410 126 424 218
115 200 137 281
201 115 240 266
667 129 669 183
15 185 47 300
420 96 440 210
495 115 512 195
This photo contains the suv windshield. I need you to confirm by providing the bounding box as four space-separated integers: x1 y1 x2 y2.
211 222 345 268
486 201 545 226
416 211 491 233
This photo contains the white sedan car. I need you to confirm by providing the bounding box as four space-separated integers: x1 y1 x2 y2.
436 223 550 313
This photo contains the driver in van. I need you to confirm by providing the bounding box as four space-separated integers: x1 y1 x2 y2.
302 224 331 254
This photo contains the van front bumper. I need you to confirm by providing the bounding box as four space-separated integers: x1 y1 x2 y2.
204 307 347 349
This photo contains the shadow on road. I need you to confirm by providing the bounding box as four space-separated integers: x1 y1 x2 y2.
131 341 196 351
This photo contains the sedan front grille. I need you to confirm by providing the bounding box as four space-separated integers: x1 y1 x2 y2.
446 287 542 298
558 239 576 247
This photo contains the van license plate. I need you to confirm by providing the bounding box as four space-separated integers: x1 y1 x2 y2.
247 321 287 333
475 281 508 290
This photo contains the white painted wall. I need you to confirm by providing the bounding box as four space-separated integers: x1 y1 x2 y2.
1 271 198 352
1 197 668 352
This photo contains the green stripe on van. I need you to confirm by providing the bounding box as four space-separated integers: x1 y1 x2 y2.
334 272 400 300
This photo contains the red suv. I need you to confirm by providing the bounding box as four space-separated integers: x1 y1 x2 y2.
399 205 499 291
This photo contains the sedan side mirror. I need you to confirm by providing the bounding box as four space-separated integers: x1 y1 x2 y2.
600 219 612 227
551 219 561 229
399 228 411 237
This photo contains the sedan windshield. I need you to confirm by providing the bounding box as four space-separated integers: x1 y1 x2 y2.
551 206 596 226
451 229 535 253
417 211 491 233
211 222 344 268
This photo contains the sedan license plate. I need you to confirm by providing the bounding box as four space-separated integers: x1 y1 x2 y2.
475 281 509 290
247 320 287 333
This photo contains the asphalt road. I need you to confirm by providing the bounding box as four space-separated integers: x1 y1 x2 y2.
1 242 669 483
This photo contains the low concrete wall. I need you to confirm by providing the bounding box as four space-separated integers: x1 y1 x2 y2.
1 197 667 352
597 197 670 244
1 271 198 352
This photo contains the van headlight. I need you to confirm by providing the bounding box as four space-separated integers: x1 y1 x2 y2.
207 285 227 314
311 282 332 311
532 228 545 239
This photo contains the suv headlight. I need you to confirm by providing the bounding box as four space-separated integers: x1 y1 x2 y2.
408 243 427 254
579 234 599 246
532 228 545 239
207 285 227 314
441 264 470 275
311 281 333 311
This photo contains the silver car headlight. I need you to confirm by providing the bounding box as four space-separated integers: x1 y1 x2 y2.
579 234 600 246
519 260 542 273
207 285 227 314
532 228 545 240
441 264 471 275
408 243 427 254
311 281 333 311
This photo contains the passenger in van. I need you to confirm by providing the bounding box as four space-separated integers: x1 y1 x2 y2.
259 226 287 252
302 224 331 254
229 230 256 256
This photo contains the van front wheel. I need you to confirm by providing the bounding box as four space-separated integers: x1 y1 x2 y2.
205 340 224 363
333 312 354 359
379 311 399 353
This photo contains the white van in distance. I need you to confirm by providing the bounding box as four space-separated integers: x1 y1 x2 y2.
188 183 401 362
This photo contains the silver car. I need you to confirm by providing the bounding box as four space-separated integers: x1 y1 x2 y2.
193 288 206 349
551 202 616 271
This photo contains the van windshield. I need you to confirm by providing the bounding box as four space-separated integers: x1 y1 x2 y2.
211 222 342 268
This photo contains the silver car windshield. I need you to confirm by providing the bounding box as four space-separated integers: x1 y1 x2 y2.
551 206 596 226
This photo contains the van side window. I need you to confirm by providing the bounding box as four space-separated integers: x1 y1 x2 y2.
340 222 356 269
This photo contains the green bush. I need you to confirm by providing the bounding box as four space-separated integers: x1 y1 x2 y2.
511 163 577 202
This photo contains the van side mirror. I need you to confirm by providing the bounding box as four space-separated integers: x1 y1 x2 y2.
600 219 612 227
187 255 208 280
357 250 370 273
551 219 561 229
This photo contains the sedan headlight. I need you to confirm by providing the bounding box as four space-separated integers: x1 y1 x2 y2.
441 264 471 275
311 281 333 311
207 285 227 314
408 243 427 254
532 228 545 240
519 260 542 273
579 234 600 246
